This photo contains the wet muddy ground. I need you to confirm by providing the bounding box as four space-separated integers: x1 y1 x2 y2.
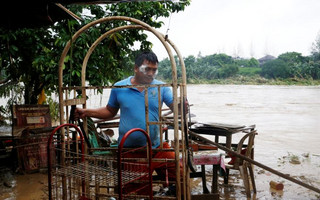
1 155 319 200
0 169 47 200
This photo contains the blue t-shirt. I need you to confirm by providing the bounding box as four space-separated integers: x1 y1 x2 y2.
108 76 173 148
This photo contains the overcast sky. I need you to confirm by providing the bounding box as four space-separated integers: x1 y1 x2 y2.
146 0 320 60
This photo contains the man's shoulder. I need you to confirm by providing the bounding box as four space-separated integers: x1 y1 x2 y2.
114 76 132 86
152 79 166 85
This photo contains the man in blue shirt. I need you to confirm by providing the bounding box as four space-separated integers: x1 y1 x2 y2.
75 51 173 147
108 73 173 148
75 51 180 186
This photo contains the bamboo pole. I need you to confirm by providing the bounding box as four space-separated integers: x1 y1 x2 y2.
188 130 320 194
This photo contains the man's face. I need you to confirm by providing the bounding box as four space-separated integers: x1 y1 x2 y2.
134 60 158 84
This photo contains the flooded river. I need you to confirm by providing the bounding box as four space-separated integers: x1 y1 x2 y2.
186 84 320 200
187 84 320 157
1 84 320 199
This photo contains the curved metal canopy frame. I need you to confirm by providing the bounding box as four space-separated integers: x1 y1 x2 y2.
57 16 189 199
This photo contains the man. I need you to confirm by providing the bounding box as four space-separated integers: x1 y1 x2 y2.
75 51 179 187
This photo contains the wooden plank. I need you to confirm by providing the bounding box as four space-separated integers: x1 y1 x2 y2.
63 98 86 106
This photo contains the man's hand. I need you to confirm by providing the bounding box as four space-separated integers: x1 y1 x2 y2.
74 106 119 121
169 98 189 115
184 98 190 115
74 107 86 120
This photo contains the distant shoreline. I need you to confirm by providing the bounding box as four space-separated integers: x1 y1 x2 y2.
171 76 320 86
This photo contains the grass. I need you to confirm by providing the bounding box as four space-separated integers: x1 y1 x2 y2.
238 67 262 76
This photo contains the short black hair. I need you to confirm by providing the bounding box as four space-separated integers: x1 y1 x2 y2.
135 51 158 67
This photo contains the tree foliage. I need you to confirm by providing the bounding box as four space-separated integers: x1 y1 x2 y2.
0 1 190 104
158 50 320 82
235 57 259 68
158 53 239 81
260 59 290 79
260 51 320 79
311 32 320 60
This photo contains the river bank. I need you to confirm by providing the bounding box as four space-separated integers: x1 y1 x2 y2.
181 76 320 86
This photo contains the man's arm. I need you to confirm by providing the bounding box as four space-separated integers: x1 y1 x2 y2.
168 99 189 115
75 105 119 120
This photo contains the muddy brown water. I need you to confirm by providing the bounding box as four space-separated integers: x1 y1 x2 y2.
1 84 320 199
187 85 320 200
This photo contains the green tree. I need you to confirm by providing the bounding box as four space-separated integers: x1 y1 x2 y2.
311 32 320 60
0 2 190 105
248 58 259 68
234 57 259 68
197 53 233 67
260 59 290 79
309 32 320 79
278 52 307 66
0 28 56 104
217 63 239 78
301 61 320 79
184 55 196 79
157 57 171 80
277 52 306 78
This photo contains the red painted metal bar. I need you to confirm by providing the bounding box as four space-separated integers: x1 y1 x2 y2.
47 123 85 200
118 128 153 200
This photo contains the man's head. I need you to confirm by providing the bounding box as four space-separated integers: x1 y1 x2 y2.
134 51 159 84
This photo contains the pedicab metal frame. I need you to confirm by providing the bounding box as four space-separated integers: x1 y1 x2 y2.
51 16 190 200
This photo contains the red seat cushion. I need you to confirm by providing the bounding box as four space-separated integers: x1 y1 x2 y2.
227 148 247 165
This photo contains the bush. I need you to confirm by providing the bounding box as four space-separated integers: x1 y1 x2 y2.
238 67 261 76
260 59 290 79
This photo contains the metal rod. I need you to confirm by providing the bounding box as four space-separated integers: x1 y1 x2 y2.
188 130 320 194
